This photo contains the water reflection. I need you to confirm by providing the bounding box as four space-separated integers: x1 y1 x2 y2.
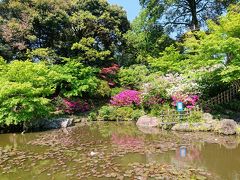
1 122 240 179
111 133 144 149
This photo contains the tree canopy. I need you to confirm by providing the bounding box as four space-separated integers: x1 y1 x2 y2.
0 0 130 66
140 0 239 35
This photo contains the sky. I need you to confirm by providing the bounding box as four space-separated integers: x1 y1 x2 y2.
107 0 141 21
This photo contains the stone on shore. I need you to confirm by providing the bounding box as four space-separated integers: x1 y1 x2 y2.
42 118 74 130
215 119 237 135
136 116 159 127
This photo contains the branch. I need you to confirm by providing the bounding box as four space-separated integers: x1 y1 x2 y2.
197 2 209 13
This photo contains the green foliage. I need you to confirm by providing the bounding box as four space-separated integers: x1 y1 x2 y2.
0 61 58 125
149 104 172 117
187 111 204 123
88 112 97 121
147 45 183 73
223 99 240 111
0 0 130 64
181 4 240 84
71 37 112 63
118 65 149 89
26 48 58 64
140 0 238 35
95 80 111 98
52 59 100 97
123 9 173 63
141 73 170 105
97 106 144 121
110 87 125 96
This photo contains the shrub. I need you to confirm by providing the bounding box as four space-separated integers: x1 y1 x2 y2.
141 74 169 109
188 111 204 123
141 91 166 110
100 64 119 87
149 104 172 116
62 98 90 114
52 59 100 97
53 96 90 114
118 65 149 89
110 87 125 96
0 61 58 125
110 90 141 107
97 106 144 121
223 99 240 111
96 80 111 98
88 112 97 121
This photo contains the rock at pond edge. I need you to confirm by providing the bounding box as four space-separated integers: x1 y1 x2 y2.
136 116 159 127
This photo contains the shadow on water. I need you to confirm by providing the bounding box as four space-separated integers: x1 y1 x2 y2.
0 121 240 179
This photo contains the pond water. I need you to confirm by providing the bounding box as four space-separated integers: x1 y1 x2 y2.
0 122 240 180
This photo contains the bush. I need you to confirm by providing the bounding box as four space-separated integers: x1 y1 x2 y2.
52 59 100 97
100 64 119 87
95 80 111 98
188 110 204 123
0 61 58 125
224 99 240 111
53 96 90 114
88 112 97 121
97 106 144 121
149 104 172 116
118 65 149 89
110 90 141 107
110 87 125 96
141 74 169 110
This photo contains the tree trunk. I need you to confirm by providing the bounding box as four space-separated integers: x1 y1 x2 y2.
187 0 199 31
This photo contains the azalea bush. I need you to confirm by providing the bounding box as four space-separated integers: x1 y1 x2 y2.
171 92 199 109
141 74 169 109
62 98 89 114
54 97 90 114
100 64 119 87
110 90 141 107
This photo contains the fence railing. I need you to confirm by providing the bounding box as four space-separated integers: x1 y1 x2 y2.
201 80 240 107
158 107 202 124
158 80 240 125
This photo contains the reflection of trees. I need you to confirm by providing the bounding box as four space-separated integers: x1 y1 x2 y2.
0 133 29 150
198 144 240 180
97 122 142 138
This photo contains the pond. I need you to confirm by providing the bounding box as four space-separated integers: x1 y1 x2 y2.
0 122 240 180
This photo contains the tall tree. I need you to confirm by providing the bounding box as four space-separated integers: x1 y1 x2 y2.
140 0 239 35
0 0 130 66
123 9 173 64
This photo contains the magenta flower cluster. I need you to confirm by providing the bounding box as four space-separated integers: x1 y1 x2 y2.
110 90 141 106
63 99 89 114
172 93 199 109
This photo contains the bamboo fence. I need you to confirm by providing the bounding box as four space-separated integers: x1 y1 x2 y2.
202 80 240 107
159 80 240 124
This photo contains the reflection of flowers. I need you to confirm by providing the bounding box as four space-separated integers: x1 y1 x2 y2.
111 133 144 149
175 146 201 162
